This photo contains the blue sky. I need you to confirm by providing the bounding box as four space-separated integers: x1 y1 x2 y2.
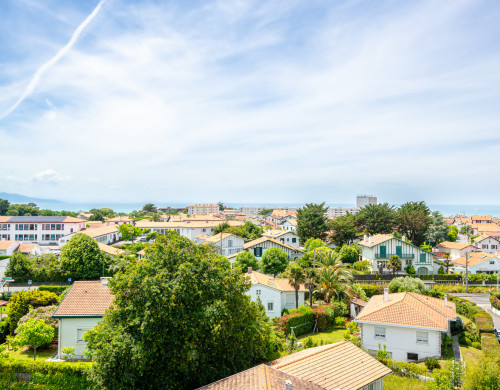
1 0 500 205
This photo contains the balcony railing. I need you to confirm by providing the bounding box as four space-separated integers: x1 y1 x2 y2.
375 253 415 259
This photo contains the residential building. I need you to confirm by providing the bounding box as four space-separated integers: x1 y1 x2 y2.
434 241 477 260
325 207 359 218
451 252 500 274
203 233 245 257
104 216 135 226
58 225 120 247
239 206 267 218
76 213 93 220
358 234 436 275
97 243 126 257
356 195 377 209
135 220 243 240
0 216 86 245
262 230 300 248
350 297 367 318
0 241 18 256
246 270 305 318
234 237 304 261
279 218 297 232
355 291 456 362
16 243 42 256
53 279 114 359
474 235 500 253
470 223 500 239
187 204 220 215
198 341 391 390
471 215 494 224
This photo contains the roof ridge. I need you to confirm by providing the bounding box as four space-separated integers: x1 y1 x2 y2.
406 293 450 324
273 341 348 369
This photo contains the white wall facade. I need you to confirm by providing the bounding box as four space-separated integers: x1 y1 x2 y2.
0 220 85 245
280 220 297 232
57 317 102 358
0 242 19 256
274 232 300 247
247 284 304 318
211 235 245 256
247 240 303 261
475 237 500 253
359 323 442 362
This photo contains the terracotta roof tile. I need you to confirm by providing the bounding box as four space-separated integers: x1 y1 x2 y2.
0 241 16 250
247 270 305 292
437 241 476 250
53 281 114 317
357 234 394 247
244 237 303 253
452 252 497 267
16 243 37 253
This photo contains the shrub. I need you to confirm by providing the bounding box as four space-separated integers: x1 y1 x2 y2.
273 307 315 336
313 308 327 332
473 309 494 333
388 276 425 294
377 357 428 378
425 357 441 371
7 290 58 335
463 358 500 389
472 341 482 350
358 284 383 298
490 293 500 311
481 333 500 360
0 320 9 344
404 265 415 275
37 286 68 295
17 305 58 337
13 319 55 360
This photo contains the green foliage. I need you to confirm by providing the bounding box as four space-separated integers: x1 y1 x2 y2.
304 238 326 253
89 208 115 218
312 308 328 331
427 211 449 246
117 224 143 242
377 356 428 379
397 201 431 246
356 203 398 235
288 263 306 309
261 247 289 277
233 251 259 272
298 245 330 268
343 320 360 347
338 244 359 264
37 286 67 295
259 209 274 216
0 198 9 215
142 203 157 213
438 266 444 274
472 341 482 350
351 284 368 301
352 260 371 273
7 290 58 335
463 358 500 390
145 231 160 241
13 319 55 360
328 214 358 246
388 276 425 294
447 226 458 242
316 251 353 302
60 233 105 280
84 232 276 390
386 255 402 275
213 222 230 235
213 221 263 240
405 264 416 275
0 319 9 343
296 202 329 244
5 253 32 281
481 334 500 360
274 307 315 336
88 212 104 221
358 284 383 298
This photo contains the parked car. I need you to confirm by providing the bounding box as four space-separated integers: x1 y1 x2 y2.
494 328 500 341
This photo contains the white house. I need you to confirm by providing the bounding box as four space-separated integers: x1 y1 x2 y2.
53 279 114 359
358 234 437 275
262 230 300 248
279 218 297 232
246 270 305 318
16 243 42 256
474 235 500 253
451 252 500 274
355 290 456 362
187 204 220 215
0 241 19 256
434 241 477 260
0 216 86 245
104 216 135 226
203 233 245 257
134 220 243 241
58 225 120 247
240 237 304 261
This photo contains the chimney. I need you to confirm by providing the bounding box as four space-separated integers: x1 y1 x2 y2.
248 267 252 274
444 294 448 307
284 380 293 390
402 235 406 242
369 236 372 244
364 234 367 242
383 288 389 302
100 277 111 286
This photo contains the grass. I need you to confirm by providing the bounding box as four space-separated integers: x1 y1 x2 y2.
383 374 427 390
297 327 345 346
460 345 485 364
6 343 57 361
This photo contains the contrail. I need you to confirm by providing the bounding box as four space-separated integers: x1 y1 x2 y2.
0 0 106 120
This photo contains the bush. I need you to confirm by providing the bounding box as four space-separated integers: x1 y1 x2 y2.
37 286 68 295
425 357 441 371
17 305 58 337
377 357 428 378
404 265 415 275
274 306 315 336
358 284 383 298
472 341 482 350
7 290 58 335
481 333 500 360
473 309 494 333
490 293 500 311
388 277 425 294
463 358 500 389
312 308 327 331
0 319 9 344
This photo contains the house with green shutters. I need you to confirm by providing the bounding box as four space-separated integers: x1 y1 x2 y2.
358 234 437 275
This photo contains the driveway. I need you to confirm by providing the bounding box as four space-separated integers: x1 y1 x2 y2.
450 293 500 329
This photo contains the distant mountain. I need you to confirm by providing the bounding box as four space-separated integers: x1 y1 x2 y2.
0 192 62 204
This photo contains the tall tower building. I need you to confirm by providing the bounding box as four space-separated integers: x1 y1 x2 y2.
356 195 377 209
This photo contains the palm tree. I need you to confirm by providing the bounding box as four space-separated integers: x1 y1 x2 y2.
304 268 317 307
316 251 353 303
288 263 306 309
386 255 402 276
443 252 452 274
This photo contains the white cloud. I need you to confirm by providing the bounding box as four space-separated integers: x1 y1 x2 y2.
32 169 67 184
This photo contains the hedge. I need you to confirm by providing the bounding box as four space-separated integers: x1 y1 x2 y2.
490 293 500 311
38 286 68 295
473 310 494 333
358 285 384 298
313 309 327 332
377 357 428 378
481 333 500 360
274 311 315 336
0 359 91 377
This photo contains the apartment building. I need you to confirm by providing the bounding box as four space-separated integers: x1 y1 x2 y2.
356 195 377 209
187 204 220 215
0 216 86 245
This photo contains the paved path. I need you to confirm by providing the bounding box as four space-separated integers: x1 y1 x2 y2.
450 293 500 329
452 335 462 361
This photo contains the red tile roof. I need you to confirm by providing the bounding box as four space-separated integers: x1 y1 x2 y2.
53 281 114 318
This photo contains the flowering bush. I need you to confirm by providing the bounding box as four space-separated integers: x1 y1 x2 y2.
273 311 314 336
313 309 327 332
490 294 500 311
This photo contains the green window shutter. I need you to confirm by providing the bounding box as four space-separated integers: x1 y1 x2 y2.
396 246 402 257
379 246 387 258
420 254 426 263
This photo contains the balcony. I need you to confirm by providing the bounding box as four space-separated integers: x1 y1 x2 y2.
375 253 415 259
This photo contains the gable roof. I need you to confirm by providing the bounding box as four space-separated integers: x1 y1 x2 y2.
474 235 499 243
437 241 476 250
205 232 239 243
0 241 17 250
357 234 394 248
244 237 303 253
97 243 125 256
16 243 38 253
355 292 456 330
270 341 392 390
80 225 119 238
452 252 497 267
53 281 114 318
247 270 305 292
197 364 324 390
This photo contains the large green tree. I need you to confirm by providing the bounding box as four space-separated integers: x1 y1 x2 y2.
60 233 105 280
260 247 289 277
316 251 353 303
233 251 259 272
355 203 398 235
118 224 143 242
427 211 448 245
397 201 431 246
5 253 32 282
84 232 276 390
13 319 54 360
287 263 305 309
296 202 329 244
0 198 9 215
328 214 358 246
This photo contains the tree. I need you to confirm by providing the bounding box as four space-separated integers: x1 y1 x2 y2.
296 202 329 244
298 238 328 268
447 226 458 242
5 253 32 282
328 214 358 246
89 212 104 221
145 231 160 242
428 211 448 245
397 201 431 246
89 208 115 218
355 203 398 235
60 233 105 280
217 202 224 211
387 276 425 294
338 244 359 264
213 222 230 235
118 224 143 242
0 198 9 216
287 263 305 309
84 232 276 389
233 251 259 272
259 209 274 216
386 255 402 276
7 290 58 335
142 203 157 213
304 268 317 307
13 319 54 360
261 248 289 277
443 252 452 274
316 251 353 303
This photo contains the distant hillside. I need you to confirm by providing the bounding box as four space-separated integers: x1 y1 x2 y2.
0 192 62 204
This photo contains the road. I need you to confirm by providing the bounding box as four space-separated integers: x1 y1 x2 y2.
450 293 500 329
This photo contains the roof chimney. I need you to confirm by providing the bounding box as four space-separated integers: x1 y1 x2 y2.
364 234 367 242
284 380 293 390
369 236 372 244
248 267 252 274
444 294 448 307
383 288 389 302
100 277 111 286
402 235 406 242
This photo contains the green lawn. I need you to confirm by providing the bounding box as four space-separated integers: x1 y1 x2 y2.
297 327 345 346
383 374 427 390
460 345 485 364
6 343 57 361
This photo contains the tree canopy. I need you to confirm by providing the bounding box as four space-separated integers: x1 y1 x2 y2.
14 319 54 360
233 251 259 272
328 214 358 246
118 224 143 242
85 232 276 389
355 203 398 235
260 247 289 277
397 201 431 246
296 202 329 244
60 233 105 280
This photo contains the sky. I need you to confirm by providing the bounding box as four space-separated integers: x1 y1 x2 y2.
1 0 500 205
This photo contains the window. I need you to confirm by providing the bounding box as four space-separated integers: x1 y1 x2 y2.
374 327 386 339
228 240 233 247
407 352 418 361
492 245 498 250
483 244 488 249
267 302 274 311
292 238 297 243
256 289 261 295
416 331 428 343
77 329 86 344
420 254 426 263
490 261 495 265
254 247 263 257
